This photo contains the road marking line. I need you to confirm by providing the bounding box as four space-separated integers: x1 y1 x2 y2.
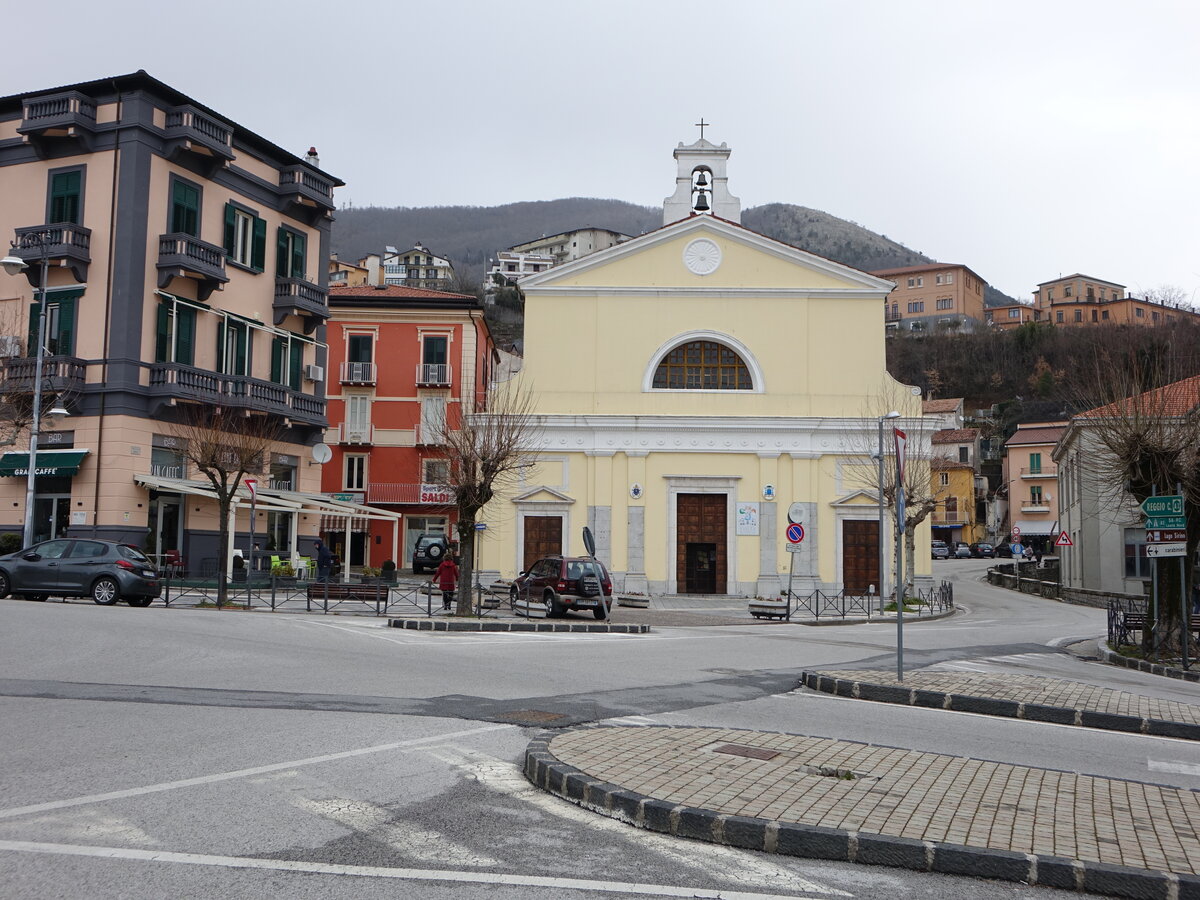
0 724 511 821
423 746 850 897
1148 759 1200 776
0 839 841 899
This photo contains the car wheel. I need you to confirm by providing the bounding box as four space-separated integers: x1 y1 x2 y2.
91 577 120 605
544 591 561 617
592 605 607 620
0 570 8 598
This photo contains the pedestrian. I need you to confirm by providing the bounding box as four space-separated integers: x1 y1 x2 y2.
1034 545 1043 565
434 554 459 612
314 539 333 582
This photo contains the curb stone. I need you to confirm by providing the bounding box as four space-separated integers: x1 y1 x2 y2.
388 618 649 633
1097 641 1200 684
526 727 1200 899
800 670 1200 742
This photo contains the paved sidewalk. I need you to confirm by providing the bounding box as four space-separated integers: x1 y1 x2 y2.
802 669 1200 740
527 725 1200 899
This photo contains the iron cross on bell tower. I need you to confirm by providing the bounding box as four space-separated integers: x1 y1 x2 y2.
695 118 710 140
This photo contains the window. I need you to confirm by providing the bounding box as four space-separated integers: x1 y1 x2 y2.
1074 310 1082 322
1092 310 1098 322
907 301 925 313
1056 311 1064 323
347 333 373 364
958 446 969 463
270 460 296 491
916 277 924 287
155 298 196 365
651 340 752 390
151 446 185 479
907 278 915 288
1152 311 1160 322
1029 486 1043 504
171 179 200 236
1135 308 1144 318
1009 308 1021 319
345 454 367 491
1029 453 1041 474
223 203 266 271
48 168 83 225
1102 310 1110 320
426 268 438 279
935 273 954 285
422 334 448 366
215 316 250 376
936 298 952 310
420 395 447 440
1064 285 1073 297
1124 529 1149 578
939 472 949 487
423 459 449 484
276 228 306 279
346 394 372 432
271 333 305 389
28 290 80 356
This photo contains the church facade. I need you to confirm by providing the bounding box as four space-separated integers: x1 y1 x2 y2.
476 137 930 597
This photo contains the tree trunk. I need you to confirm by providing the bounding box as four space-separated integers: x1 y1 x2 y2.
454 516 476 616
904 524 917 601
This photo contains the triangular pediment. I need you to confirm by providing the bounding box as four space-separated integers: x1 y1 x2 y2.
512 486 576 504
519 215 894 295
831 489 883 507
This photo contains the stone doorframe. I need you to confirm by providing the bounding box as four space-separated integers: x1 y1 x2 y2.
512 486 575 578
665 474 741 595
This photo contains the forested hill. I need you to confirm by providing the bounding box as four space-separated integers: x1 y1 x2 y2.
331 199 1019 307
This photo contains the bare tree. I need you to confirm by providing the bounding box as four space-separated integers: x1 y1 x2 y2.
170 407 282 607
436 381 542 615
1068 347 1200 656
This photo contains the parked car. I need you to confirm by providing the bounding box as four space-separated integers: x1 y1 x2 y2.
0 538 161 606
953 542 972 559
995 543 1015 558
969 542 995 558
510 555 613 618
412 533 451 574
931 540 951 560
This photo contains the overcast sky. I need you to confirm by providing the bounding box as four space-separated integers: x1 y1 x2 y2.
5 0 1197 302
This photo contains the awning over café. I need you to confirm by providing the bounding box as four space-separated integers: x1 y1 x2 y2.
0 449 89 477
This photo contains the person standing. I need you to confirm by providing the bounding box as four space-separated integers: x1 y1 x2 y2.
434 554 459 612
315 539 333 582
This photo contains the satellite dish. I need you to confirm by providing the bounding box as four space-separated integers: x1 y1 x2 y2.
311 443 332 464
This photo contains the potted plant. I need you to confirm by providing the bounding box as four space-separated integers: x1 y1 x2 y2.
381 559 397 584
271 561 296 584
360 565 382 583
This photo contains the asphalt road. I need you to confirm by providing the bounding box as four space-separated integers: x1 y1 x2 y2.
0 558 1186 899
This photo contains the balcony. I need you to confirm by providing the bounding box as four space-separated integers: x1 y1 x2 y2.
367 483 454 505
18 92 97 155
1020 502 1051 513
279 165 335 215
1020 466 1057 478
416 363 452 386
2 355 86 399
337 423 374 445
884 308 901 322
147 363 326 427
163 105 234 171
273 277 329 333
414 423 444 446
12 225 92 285
339 361 377 385
931 511 968 526
157 233 228 300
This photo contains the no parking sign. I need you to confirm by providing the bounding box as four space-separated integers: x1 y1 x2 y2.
786 522 805 552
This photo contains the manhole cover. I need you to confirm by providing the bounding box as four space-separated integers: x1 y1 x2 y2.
495 709 568 725
713 743 780 760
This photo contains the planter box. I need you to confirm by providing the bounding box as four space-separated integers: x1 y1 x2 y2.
748 599 789 620
617 595 650 608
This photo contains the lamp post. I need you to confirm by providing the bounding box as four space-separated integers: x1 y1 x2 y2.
877 411 901 614
2 233 67 549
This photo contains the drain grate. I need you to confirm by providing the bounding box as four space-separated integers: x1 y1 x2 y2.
713 743 780 761
495 709 568 725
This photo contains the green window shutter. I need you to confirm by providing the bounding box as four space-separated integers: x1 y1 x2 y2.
276 228 289 277
251 217 266 272
155 303 170 362
50 171 81 225
271 336 285 383
27 302 38 356
236 323 248 374
223 204 236 255
55 297 75 356
177 306 195 366
216 319 226 372
292 232 306 280
288 338 303 390
172 182 199 236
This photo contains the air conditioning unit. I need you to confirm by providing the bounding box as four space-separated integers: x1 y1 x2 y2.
304 364 324 383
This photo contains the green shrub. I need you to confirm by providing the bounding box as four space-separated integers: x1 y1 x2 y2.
271 563 294 577
0 532 22 555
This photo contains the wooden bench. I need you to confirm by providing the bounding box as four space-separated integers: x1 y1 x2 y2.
306 581 390 615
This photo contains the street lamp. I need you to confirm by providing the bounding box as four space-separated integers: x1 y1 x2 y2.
877 410 901 613
2 233 68 549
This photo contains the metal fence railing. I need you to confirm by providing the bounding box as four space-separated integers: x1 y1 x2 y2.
781 581 953 620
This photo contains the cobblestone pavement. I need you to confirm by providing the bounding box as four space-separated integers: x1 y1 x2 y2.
811 669 1200 726
543 725 1200 877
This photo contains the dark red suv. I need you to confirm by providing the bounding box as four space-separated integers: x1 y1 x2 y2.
510 556 613 618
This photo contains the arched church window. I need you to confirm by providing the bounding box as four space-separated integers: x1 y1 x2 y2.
652 340 752 390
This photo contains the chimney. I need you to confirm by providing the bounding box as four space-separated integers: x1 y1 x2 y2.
305 147 320 166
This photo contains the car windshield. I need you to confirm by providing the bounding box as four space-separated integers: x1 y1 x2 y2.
416 536 441 548
118 545 152 564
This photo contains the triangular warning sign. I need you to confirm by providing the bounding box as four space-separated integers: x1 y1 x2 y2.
1055 530 1073 547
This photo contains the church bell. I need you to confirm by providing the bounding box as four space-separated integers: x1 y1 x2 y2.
693 190 711 212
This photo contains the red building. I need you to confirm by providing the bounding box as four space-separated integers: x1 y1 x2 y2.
322 284 494 568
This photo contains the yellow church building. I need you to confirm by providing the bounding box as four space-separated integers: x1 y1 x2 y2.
475 136 930 597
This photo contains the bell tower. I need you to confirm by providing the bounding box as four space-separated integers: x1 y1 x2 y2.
663 121 741 226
